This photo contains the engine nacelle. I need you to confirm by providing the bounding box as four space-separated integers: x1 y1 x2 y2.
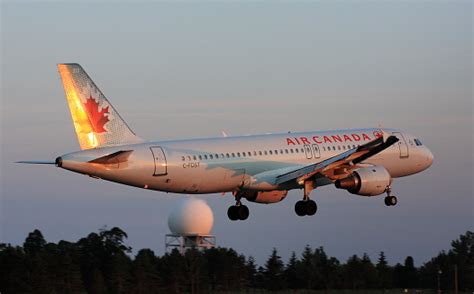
240 190 288 204
335 166 391 196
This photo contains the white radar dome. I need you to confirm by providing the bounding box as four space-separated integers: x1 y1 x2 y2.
168 198 214 236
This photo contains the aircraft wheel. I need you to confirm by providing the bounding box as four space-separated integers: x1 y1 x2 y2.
306 200 317 216
238 205 250 220
384 196 398 206
227 206 239 221
388 196 398 206
295 201 307 216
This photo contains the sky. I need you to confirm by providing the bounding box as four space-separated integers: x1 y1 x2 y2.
1 1 472 266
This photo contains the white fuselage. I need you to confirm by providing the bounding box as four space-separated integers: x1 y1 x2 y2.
58 128 433 195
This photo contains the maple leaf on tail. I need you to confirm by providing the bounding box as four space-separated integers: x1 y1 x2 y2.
83 95 110 133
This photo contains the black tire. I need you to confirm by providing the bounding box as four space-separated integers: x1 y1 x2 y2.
389 196 398 206
227 206 239 221
238 205 250 220
306 200 317 216
384 196 391 206
295 201 306 216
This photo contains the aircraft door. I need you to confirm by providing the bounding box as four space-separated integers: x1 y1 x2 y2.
150 146 167 175
304 145 313 159
392 132 409 158
312 144 321 159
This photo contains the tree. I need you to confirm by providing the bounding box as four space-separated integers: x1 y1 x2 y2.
300 245 316 289
23 229 46 255
344 255 365 289
245 256 258 289
450 231 474 290
403 256 418 288
263 248 286 290
376 251 392 289
284 251 300 289
132 249 162 294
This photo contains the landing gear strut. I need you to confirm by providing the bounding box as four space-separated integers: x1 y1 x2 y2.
295 180 318 217
227 193 249 221
384 187 398 206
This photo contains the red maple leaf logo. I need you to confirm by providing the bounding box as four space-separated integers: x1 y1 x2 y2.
83 95 109 133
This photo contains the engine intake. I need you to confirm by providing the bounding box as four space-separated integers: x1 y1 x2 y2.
335 166 391 196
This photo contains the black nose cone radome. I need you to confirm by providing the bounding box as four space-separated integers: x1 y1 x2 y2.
55 157 63 167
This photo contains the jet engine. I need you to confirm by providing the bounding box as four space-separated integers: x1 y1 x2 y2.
240 190 288 204
335 166 391 196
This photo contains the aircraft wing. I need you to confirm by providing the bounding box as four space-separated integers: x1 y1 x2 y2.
275 134 399 185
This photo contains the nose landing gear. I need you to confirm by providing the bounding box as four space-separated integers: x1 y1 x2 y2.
227 192 249 221
384 187 398 206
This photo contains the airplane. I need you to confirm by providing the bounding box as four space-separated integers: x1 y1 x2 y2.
19 63 434 221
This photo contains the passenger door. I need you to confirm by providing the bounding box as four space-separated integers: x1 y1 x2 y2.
150 146 167 175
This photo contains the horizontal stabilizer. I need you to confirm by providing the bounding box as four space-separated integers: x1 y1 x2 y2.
16 161 56 165
88 150 133 164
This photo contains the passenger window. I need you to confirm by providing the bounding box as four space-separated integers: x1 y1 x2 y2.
253 151 257 156
338 146 341 150
182 156 185 161
259 151 263 156
269 150 273 155
264 151 268 155
226 153 230 158
332 146 336 151
295 149 299 153
210 154 213 159
242 152 246 157
215 154 219 158
285 149 289 154
204 155 208 160
232 153 235 157
187 156 192 161
237 152 241 157
248 152 252 156
290 149 294 153
199 155 202 160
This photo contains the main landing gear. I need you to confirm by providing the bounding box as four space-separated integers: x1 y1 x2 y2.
384 187 398 206
295 180 318 217
227 193 249 221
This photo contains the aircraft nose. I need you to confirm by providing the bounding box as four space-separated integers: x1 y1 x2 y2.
424 148 434 169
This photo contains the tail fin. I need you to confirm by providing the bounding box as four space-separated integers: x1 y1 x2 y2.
58 63 143 150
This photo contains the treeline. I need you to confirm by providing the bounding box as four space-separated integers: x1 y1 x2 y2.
0 228 472 294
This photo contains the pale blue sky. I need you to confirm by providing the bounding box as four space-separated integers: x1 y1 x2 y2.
1 1 472 265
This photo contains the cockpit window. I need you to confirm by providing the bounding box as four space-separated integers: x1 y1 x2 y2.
414 139 423 146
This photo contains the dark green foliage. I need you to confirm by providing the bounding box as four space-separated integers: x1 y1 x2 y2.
376 251 392 289
263 248 286 290
0 229 472 293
